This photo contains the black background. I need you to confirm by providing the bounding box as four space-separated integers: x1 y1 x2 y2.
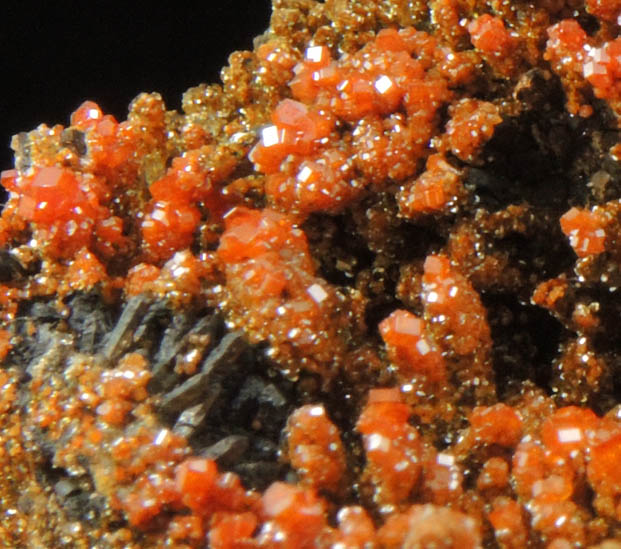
0 1 273 171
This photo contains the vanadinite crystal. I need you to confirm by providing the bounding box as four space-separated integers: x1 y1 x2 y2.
9 0 621 547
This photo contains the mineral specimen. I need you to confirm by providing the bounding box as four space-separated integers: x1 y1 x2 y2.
7 0 621 547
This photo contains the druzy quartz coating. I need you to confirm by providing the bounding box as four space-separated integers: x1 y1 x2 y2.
6 0 621 547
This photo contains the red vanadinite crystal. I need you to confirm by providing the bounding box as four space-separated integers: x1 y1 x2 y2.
560 206 607 256
218 207 310 265
71 100 104 128
250 27 463 217
265 145 358 215
421 451 463 505
378 504 481 548
285 404 346 493
289 45 335 104
540 406 598 457
93 215 129 259
422 254 491 356
356 388 422 506
175 457 219 513
488 497 528 548
218 206 346 378
209 512 257 549
333 506 376 547
584 38 621 99
18 167 92 224
398 153 462 216
512 441 547 500
259 482 329 548
16 167 107 257
546 19 588 54
586 0 621 21
468 15 514 57
124 263 161 297
64 248 109 294
587 421 621 496
477 457 510 491
445 98 502 163
379 309 446 382
141 201 201 262
0 169 19 193
470 403 523 447
9 3 621 546
248 99 334 175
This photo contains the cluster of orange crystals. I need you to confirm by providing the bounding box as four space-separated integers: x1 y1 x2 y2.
9 0 621 546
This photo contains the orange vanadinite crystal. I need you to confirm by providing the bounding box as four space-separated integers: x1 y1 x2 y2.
540 406 598 458
476 457 510 491
444 99 502 164
488 497 528 549
175 461 249 520
584 38 621 100
531 474 574 505
93 215 130 259
285 404 346 493
249 98 334 175
95 354 151 427
70 100 104 128
15 167 107 258
421 451 463 505
218 207 310 267
586 0 621 21
0 329 12 362
544 20 591 116
379 309 445 383
545 19 588 65
560 206 607 257
422 254 491 357
512 441 547 500
333 506 377 547
377 504 481 548
468 15 515 58
124 263 161 297
352 113 425 184
587 420 621 497
469 404 523 448
101 353 151 402
397 153 462 216
356 388 422 506
209 512 257 549
12 2 621 546
289 30 427 122
217 206 346 378
142 144 235 261
530 500 586 546
0 98 155 266
151 250 208 300
62 247 109 295
141 200 201 262
265 145 358 216
17 167 93 224
95 397 134 426
258 482 330 548
175 457 219 513
74 103 138 178
250 27 460 217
